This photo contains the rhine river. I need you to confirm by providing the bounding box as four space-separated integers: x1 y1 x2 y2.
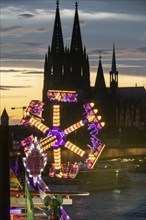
63 173 146 220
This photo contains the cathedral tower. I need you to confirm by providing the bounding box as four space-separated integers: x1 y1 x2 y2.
110 43 118 94
42 1 91 125
69 2 90 96
94 51 107 98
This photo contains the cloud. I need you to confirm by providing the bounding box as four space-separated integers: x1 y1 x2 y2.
1 25 22 32
1 26 47 36
1 95 27 98
104 64 144 68
0 85 32 90
137 47 146 53
60 9 145 22
18 13 36 18
80 20 86 26
21 42 44 47
0 67 43 74
88 47 145 59
88 48 112 56
1 52 44 60
0 69 20 73
22 71 43 74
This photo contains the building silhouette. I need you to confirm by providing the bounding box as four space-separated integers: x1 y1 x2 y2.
42 1 146 146
1 108 9 126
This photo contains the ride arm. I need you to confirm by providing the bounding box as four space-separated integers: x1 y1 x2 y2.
64 119 88 135
64 141 87 158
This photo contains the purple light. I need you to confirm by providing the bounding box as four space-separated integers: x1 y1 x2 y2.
10 208 21 214
83 153 89 159
48 128 66 148
47 90 78 102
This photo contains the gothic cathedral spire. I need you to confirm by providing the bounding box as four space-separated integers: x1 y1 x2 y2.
70 2 83 54
51 0 64 54
69 1 90 93
94 51 106 97
110 43 118 93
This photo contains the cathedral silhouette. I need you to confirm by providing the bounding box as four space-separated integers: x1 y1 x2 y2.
41 1 146 146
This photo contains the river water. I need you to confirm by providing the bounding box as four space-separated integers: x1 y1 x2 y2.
63 173 146 220
12 170 146 220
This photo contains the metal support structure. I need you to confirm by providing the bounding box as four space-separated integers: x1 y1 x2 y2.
0 126 10 220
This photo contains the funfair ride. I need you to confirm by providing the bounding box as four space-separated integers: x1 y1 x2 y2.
19 90 105 220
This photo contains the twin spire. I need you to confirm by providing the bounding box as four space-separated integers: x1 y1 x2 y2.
51 1 82 54
50 1 118 93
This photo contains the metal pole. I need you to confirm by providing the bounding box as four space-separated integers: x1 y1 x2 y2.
0 125 10 219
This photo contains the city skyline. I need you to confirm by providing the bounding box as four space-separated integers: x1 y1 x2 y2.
1 0 146 125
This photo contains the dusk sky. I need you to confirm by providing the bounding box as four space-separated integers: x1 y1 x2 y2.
0 0 146 125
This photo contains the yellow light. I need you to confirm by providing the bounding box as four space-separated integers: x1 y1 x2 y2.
56 173 63 178
90 103 94 107
53 116 59 119
40 135 56 146
101 122 105 127
41 140 57 152
88 154 96 161
54 148 61 170
87 115 95 122
65 141 85 157
94 109 98 114
98 116 102 120
29 118 49 133
53 105 60 126
64 120 84 134
48 90 76 93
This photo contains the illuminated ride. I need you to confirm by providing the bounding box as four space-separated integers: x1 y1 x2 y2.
20 90 105 182
19 90 105 220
